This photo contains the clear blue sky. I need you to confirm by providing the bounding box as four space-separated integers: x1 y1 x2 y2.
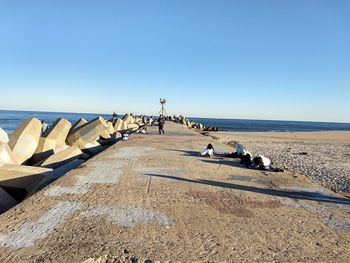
0 0 349 122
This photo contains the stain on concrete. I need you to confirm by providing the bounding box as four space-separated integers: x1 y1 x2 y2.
188 190 281 218
0 201 81 249
116 147 155 159
44 147 155 196
83 205 172 227
44 162 124 196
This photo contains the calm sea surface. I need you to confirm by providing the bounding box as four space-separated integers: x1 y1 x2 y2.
190 117 350 132
0 110 111 133
1 110 350 133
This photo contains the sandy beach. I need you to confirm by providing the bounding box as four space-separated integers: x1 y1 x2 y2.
209 131 350 193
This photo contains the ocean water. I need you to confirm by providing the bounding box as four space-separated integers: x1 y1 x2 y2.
190 117 350 132
1 110 350 134
0 110 111 134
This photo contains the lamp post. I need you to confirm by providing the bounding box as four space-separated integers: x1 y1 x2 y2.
159 98 168 117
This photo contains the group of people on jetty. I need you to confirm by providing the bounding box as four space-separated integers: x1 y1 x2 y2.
199 143 283 172
107 112 280 172
110 112 166 136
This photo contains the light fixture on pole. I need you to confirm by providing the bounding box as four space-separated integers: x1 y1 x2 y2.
159 98 168 117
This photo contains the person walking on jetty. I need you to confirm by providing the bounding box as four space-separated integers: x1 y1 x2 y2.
158 116 165 134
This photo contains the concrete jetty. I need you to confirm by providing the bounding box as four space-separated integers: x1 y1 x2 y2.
0 122 349 262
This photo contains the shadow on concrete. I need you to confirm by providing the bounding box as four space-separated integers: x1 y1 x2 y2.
167 149 242 165
201 159 241 167
144 173 350 206
166 149 200 157
202 157 285 174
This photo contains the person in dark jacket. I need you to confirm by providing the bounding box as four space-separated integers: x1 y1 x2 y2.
158 116 165 134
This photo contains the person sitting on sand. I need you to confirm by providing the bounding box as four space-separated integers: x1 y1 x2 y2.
199 143 215 158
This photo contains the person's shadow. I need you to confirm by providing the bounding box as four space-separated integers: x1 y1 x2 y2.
144 173 350 206
166 149 200 157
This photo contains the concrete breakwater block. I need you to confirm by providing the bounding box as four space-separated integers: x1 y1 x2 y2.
0 164 52 194
122 114 135 125
114 118 138 132
8 118 42 164
66 117 109 148
98 132 121 146
121 120 129 131
43 118 72 150
0 128 9 144
113 119 124 132
127 123 139 131
94 119 114 140
135 117 145 125
39 146 86 169
28 159 85 196
81 141 104 156
100 130 111 140
100 120 116 139
0 144 17 165
29 137 56 165
107 121 115 135
0 186 18 214
99 122 112 139
30 118 72 164
70 118 88 135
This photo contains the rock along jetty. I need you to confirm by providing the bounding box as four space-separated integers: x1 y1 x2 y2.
166 115 219 132
0 113 146 214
